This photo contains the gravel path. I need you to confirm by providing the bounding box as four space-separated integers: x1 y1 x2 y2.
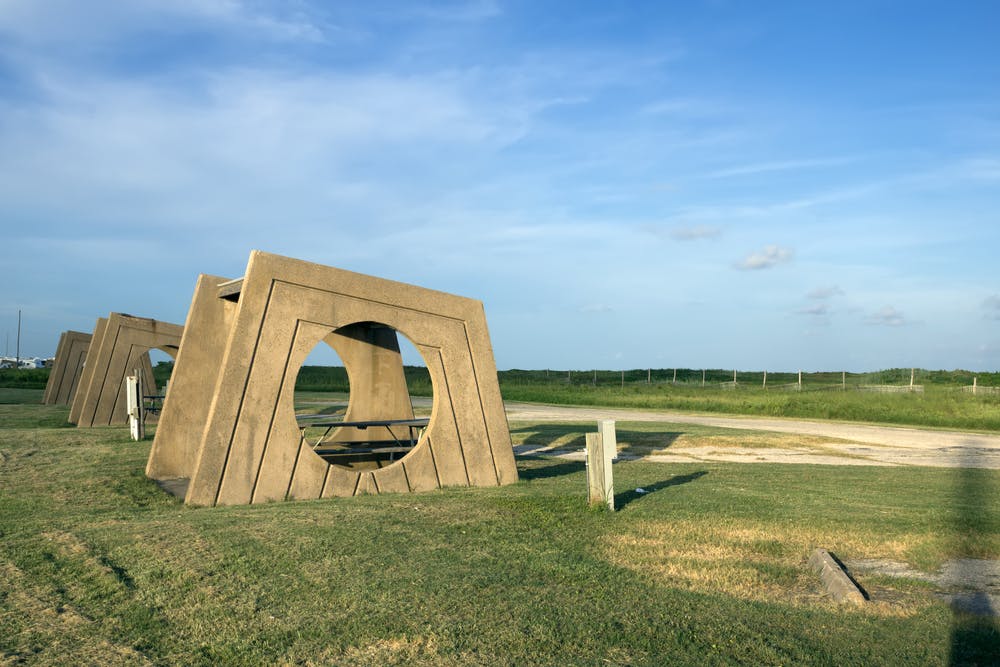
503 401 1000 469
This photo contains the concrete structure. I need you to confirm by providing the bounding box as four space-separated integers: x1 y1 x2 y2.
70 314 183 427
147 250 517 506
42 331 92 406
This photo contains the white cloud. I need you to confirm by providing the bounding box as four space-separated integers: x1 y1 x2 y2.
866 306 906 327
735 245 793 270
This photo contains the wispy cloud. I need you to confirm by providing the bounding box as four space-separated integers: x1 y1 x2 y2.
735 245 793 270
580 304 614 314
705 156 856 179
984 295 1000 320
407 0 502 22
807 286 843 300
798 303 830 316
866 306 906 327
670 224 721 241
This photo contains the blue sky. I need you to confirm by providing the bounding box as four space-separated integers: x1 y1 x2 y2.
3 1 999 372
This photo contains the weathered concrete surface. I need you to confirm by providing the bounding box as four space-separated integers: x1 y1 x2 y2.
147 250 516 506
71 313 182 427
809 548 866 605
42 330 91 406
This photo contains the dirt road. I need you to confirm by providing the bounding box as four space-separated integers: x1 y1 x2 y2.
503 401 1000 469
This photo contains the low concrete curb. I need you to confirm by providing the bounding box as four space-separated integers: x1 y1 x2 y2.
809 548 867 605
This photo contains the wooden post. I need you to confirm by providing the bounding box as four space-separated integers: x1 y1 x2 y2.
702 369 705 387
798 370 802 390
910 368 915 387
593 369 597 386
974 376 978 395
586 421 616 510
620 370 624 389
733 369 737 384
842 371 846 391
673 368 677 384
568 370 571 383
763 370 767 389
647 368 651 384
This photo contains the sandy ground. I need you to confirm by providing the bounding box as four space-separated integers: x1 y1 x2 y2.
503 401 1000 469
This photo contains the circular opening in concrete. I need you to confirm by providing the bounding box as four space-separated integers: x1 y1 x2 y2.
295 322 432 472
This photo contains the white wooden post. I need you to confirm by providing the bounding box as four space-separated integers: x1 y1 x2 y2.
126 372 144 441
762 370 767 389
974 376 978 395
586 420 617 510
673 368 677 384
647 368 651 384
910 368 915 387
702 369 705 387
798 370 802 390
842 371 846 391
733 369 737 384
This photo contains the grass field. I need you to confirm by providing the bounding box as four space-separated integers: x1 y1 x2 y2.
498 383 1000 432
2 390 998 665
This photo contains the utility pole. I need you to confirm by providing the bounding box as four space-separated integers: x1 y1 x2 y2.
15 310 21 370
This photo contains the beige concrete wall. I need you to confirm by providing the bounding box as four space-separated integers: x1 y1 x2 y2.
148 250 517 506
146 275 236 481
72 313 183 428
43 331 92 406
42 332 69 404
323 323 415 471
69 318 109 424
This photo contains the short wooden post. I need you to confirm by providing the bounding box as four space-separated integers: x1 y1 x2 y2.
673 368 677 384
910 368 915 387
593 369 597 386
702 369 705 387
842 371 846 391
798 370 802 390
126 371 144 441
586 421 616 510
647 368 651 384
733 369 737 384
620 370 624 389
974 376 978 395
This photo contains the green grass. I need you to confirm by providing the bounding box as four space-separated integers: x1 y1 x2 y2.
1 397 998 665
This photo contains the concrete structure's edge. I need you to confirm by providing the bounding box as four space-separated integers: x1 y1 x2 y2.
809 548 867 605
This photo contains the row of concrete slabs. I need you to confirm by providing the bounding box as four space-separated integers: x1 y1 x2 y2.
44 250 518 506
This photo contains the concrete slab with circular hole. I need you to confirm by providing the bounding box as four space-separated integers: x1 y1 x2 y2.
146 250 517 506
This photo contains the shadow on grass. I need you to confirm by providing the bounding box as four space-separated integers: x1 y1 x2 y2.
509 423 683 457
615 470 708 509
948 454 1000 666
517 457 586 481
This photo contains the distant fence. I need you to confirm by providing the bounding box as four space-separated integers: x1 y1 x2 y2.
962 385 1000 396
858 385 924 394
500 368 1000 396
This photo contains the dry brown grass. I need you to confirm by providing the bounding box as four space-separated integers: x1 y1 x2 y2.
602 519 938 617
